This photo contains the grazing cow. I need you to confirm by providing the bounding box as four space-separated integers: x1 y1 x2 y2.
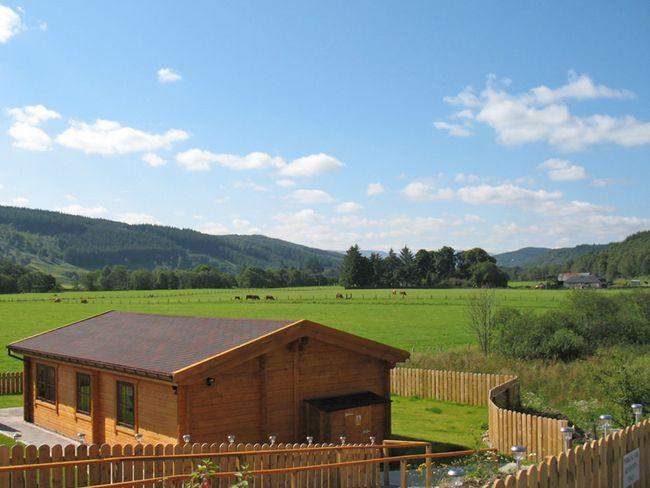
80 299 88 304
265 295 275 301
391 289 397 295
234 296 241 300
336 293 344 299
399 291 407 297
345 293 352 300
53 298 61 303
246 294 261 300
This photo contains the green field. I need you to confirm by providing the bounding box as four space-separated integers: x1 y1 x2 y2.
0 286 573 371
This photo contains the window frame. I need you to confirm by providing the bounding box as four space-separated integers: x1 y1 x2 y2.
35 363 56 404
76 372 92 415
116 381 136 429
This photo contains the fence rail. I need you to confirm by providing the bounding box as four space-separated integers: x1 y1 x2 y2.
492 419 650 488
0 371 22 395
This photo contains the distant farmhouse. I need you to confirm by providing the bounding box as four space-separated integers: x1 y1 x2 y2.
557 272 605 289
8 312 408 445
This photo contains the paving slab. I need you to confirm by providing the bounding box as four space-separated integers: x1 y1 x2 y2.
0 407 78 446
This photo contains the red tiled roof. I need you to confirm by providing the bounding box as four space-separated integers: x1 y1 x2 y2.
8 311 296 380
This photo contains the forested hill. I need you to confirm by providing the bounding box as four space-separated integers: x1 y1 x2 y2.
495 243 608 268
0 206 343 275
497 231 650 280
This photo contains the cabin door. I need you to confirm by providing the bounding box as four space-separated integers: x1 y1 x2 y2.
343 406 372 443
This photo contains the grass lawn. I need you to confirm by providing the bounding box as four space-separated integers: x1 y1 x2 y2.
0 395 22 408
0 434 15 447
391 396 488 452
0 286 575 370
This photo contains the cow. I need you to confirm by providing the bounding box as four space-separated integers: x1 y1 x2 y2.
80 299 88 304
345 293 352 300
399 291 407 298
265 295 275 301
234 296 241 300
246 294 261 300
392 289 397 295
53 298 61 303
336 293 344 299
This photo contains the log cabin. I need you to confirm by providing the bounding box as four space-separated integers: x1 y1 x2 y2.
7 311 409 445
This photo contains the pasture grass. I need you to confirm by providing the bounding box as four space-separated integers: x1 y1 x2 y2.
391 396 488 451
0 395 22 408
0 434 15 447
0 286 573 371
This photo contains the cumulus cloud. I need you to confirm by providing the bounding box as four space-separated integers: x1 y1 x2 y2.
6 105 61 151
366 182 385 196
176 149 283 172
433 121 472 137
0 4 22 43
57 119 188 155
402 181 454 202
116 212 158 225
279 153 343 177
55 204 108 218
457 184 562 205
157 68 182 83
454 173 482 183
12 196 29 206
142 152 167 167
336 201 362 213
290 189 335 204
539 159 588 181
437 72 650 151
275 179 296 188
199 222 229 235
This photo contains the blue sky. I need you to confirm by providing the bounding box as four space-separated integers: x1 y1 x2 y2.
1 1 649 252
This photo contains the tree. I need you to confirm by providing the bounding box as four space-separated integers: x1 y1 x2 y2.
415 249 433 286
470 261 509 287
339 245 370 288
434 246 456 279
467 289 497 357
398 246 416 287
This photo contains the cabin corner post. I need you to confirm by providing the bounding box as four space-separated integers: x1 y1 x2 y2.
384 363 392 439
23 356 33 422
176 384 190 441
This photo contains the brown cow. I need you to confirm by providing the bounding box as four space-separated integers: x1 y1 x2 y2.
53 298 61 303
265 295 275 301
399 291 407 297
246 294 260 300
336 293 344 299
80 299 88 304
234 296 241 300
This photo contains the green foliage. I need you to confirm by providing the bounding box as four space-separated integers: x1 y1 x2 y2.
182 459 219 488
494 291 650 361
0 259 57 293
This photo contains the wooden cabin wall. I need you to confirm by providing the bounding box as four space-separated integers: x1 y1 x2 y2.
26 355 178 445
183 337 390 444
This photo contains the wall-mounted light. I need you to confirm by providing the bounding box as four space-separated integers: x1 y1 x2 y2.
205 377 215 387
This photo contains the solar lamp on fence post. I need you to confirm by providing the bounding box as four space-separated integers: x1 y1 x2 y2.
632 404 643 424
599 414 613 437
510 445 526 470
227 434 236 445
182 434 191 444
77 432 86 445
134 433 143 444
12 432 22 443
447 467 465 487
339 435 346 446
306 436 313 446
369 435 376 445
268 435 276 446
560 426 574 451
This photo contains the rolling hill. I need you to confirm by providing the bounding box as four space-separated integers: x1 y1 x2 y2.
0 206 343 280
495 243 608 268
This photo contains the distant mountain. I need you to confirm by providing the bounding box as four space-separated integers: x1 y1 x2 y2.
495 243 608 268
0 206 343 281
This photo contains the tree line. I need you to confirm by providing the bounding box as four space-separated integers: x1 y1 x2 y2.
0 260 57 293
339 244 509 288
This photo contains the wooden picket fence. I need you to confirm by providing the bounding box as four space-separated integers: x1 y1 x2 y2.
0 371 22 395
390 368 566 461
0 442 384 488
492 419 650 488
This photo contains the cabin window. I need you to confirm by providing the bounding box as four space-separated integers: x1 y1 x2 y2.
116 381 135 428
76 373 91 415
36 364 56 404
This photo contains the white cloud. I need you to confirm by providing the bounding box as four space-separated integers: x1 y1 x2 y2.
458 184 562 205
433 121 472 137
64 194 77 201
233 180 269 192
142 152 167 167
366 182 385 196
536 200 612 217
336 201 362 213
590 178 618 188
232 217 260 234
176 149 283 172
12 196 29 206
290 189 335 204
157 68 182 83
0 5 22 43
280 153 343 177
199 222 229 235
57 119 188 155
438 72 650 151
275 179 296 188
116 212 158 225
55 204 108 218
6 105 61 151
539 159 588 181
402 181 454 202
454 173 482 183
